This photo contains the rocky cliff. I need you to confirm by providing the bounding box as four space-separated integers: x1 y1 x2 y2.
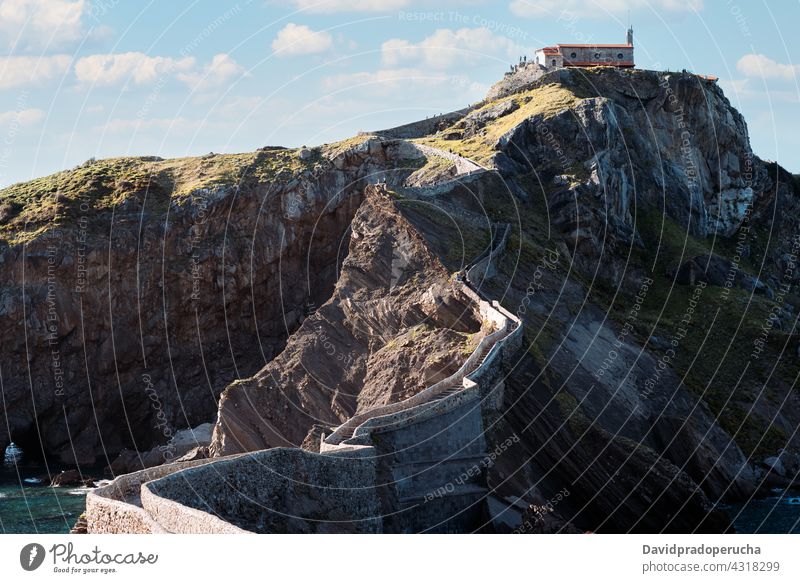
405 67 799 530
2 66 799 532
210 186 484 455
0 140 420 465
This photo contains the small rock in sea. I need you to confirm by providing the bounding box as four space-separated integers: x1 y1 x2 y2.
50 469 83 487
70 514 88 534
762 456 786 477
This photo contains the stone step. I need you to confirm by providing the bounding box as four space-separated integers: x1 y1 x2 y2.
398 484 488 505
393 453 488 467
428 386 464 402
326 292 514 447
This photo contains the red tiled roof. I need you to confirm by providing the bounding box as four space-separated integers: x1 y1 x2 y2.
540 47 559 55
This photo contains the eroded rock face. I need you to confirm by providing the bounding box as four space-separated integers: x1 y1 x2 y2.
210 186 483 455
0 142 408 465
486 62 547 101
430 221 753 531
495 69 764 279
463 100 520 139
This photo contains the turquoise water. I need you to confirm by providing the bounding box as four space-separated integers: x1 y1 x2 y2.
0 444 91 534
728 495 800 534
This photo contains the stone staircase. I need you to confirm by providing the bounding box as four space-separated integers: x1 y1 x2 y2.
321 315 510 449
322 317 508 446
398 140 491 198
85 218 523 534
320 221 512 451
428 384 464 403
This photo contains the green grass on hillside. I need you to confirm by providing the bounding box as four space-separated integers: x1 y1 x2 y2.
0 148 320 245
415 83 583 167
320 133 375 159
392 195 490 270
610 210 797 457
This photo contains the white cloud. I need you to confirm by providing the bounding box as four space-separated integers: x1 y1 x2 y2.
178 54 246 90
0 54 71 89
75 52 248 90
382 28 525 70
737 54 799 81
74 52 196 86
0 107 44 125
285 0 410 13
0 0 87 49
510 0 702 18
272 23 333 56
719 77 800 104
718 78 750 96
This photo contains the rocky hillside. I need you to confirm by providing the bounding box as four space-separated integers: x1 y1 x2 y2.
2 65 799 532
0 139 422 465
210 186 486 456
401 67 800 530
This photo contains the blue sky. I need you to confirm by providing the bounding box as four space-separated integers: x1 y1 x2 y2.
0 0 798 188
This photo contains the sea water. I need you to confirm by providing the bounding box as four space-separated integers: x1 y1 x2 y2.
728 494 800 534
0 444 91 534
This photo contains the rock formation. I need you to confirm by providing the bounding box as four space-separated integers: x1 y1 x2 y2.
210 186 484 455
0 141 416 465
3 66 799 532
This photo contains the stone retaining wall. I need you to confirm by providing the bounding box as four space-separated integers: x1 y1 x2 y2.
86 458 214 534
410 143 485 174
143 446 381 534
407 169 488 198
467 223 511 285
140 483 249 534
375 108 473 140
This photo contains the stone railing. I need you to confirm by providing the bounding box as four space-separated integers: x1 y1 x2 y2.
374 108 473 140
467 223 510 286
354 296 523 434
85 218 522 534
141 446 381 534
400 141 489 197
86 458 215 534
322 222 515 449
410 143 486 174
345 302 522 445
139 480 250 534
321 288 512 449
